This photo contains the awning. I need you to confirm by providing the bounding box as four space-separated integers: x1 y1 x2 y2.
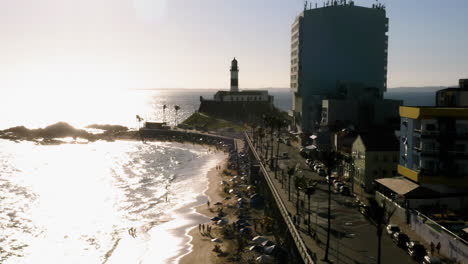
376 177 440 198
375 177 419 196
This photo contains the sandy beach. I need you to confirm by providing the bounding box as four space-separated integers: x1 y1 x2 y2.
179 158 227 264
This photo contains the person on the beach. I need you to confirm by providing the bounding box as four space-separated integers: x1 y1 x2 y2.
202 224 205 232
436 242 441 254
198 224 201 233
207 200 210 207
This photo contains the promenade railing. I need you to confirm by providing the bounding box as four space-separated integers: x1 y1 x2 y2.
244 132 315 264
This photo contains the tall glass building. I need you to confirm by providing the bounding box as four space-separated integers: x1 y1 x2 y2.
290 1 389 132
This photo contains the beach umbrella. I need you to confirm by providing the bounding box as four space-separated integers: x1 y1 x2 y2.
217 218 228 225
261 240 274 247
211 238 222 243
237 198 247 203
256 255 274 264
252 236 268 245
264 245 279 255
211 216 221 221
249 245 263 253
240 227 252 234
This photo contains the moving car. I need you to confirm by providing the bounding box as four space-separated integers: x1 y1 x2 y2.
386 224 400 235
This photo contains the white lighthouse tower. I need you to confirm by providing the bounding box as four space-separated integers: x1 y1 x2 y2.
230 57 239 92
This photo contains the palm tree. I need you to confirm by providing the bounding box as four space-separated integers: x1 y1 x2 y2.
294 175 307 215
274 118 287 178
174 105 180 126
305 185 316 234
258 127 265 152
287 167 295 201
136 115 144 129
163 104 167 123
319 150 338 262
368 199 396 264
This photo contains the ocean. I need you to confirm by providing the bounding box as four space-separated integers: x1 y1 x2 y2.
0 138 226 264
0 88 291 130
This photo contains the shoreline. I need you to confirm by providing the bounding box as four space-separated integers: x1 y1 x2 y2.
178 156 227 264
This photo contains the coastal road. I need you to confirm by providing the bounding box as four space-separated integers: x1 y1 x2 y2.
253 135 415 264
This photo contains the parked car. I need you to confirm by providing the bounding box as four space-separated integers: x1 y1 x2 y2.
334 182 344 191
392 232 409 247
326 175 336 183
407 244 426 261
422 256 441 264
386 224 400 235
406 240 421 249
318 169 326 176
340 185 351 196
359 205 369 217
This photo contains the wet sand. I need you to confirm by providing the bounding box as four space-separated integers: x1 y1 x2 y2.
178 159 227 264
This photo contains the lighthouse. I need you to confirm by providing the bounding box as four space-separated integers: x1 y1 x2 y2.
230 57 239 92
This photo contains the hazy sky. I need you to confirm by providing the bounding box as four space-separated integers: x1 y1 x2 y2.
1 0 467 91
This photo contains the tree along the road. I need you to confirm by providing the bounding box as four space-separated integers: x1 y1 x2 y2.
368 198 396 264
318 150 338 263
274 118 287 179
287 166 295 201
305 185 316 234
294 175 307 215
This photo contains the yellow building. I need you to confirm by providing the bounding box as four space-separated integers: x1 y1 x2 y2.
398 106 468 190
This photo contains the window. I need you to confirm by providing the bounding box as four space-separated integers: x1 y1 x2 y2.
455 144 466 153
426 124 436 131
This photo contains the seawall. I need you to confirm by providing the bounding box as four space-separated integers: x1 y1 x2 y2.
198 100 275 122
